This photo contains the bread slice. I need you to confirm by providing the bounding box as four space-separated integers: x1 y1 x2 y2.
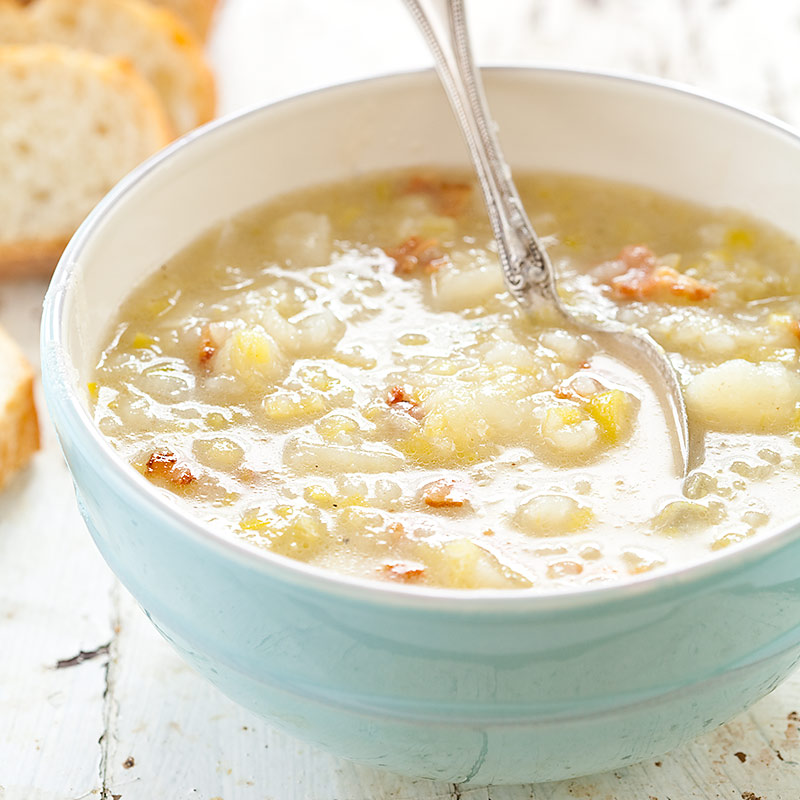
0 45 173 276
147 0 218 41
0 325 39 490
0 0 216 135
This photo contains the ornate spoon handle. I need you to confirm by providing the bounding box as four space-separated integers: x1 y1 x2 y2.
402 0 562 314
402 0 692 475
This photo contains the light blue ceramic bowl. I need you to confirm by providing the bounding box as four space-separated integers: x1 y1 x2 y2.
41 69 800 784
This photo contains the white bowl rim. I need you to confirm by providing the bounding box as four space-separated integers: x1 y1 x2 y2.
42 65 800 612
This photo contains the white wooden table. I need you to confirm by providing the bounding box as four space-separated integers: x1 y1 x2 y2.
3 1 800 797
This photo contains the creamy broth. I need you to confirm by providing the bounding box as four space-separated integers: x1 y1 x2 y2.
91 170 800 590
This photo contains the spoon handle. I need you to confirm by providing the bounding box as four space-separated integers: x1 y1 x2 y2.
403 0 560 313
404 0 691 476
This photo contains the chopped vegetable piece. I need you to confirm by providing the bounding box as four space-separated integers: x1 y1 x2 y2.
132 332 154 349
145 449 195 486
587 389 634 443
600 244 716 301
386 236 447 275
199 324 216 366
387 385 424 420
381 562 426 583
405 174 473 217
422 478 468 508
546 560 583 579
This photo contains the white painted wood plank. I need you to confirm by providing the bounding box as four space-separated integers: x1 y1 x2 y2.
0 279 116 800
98 585 800 799
103 588 457 800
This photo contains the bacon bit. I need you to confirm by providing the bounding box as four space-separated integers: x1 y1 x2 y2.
552 384 578 402
198 325 216 367
145 449 196 486
385 521 407 544
381 562 426 583
600 244 716 301
614 264 717 301
386 236 447 275
422 478 469 508
482 528 495 537
405 174 473 217
387 385 425 420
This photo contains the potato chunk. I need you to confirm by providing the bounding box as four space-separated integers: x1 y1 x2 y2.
431 539 531 589
515 493 593 536
216 325 283 389
271 211 333 268
431 258 504 311
539 404 600 456
686 359 800 431
652 500 712 535
284 438 404 473
192 437 244 470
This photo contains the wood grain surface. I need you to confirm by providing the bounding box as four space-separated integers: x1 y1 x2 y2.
2 1 800 797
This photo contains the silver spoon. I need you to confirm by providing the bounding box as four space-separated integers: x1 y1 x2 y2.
403 0 691 476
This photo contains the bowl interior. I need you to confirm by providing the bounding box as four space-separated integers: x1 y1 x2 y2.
60 68 800 380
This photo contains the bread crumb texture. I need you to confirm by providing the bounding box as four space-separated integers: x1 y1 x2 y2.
0 45 173 275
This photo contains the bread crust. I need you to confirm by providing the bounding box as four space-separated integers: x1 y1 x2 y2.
0 238 69 278
0 325 39 490
147 0 218 40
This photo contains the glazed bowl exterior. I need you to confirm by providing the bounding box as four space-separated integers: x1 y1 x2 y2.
41 69 800 784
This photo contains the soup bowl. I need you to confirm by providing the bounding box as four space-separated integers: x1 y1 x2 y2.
41 68 800 784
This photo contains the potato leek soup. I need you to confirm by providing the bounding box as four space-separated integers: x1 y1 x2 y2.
91 170 800 590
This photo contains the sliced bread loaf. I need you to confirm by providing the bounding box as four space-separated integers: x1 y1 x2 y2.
0 324 39 489
147 0 218 41
0 45 173 276
0 0 215 135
